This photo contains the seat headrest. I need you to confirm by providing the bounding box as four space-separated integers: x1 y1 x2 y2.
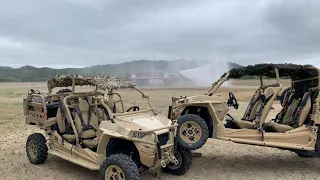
263 87 274 99
301 91 311 100
282 89 293 106
297 91 312 126
256 89 263 96
78 99 89 112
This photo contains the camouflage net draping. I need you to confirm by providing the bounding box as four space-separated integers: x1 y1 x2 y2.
47 74 136 92
225 63 317 80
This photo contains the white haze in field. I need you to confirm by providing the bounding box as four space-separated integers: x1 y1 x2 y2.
180 60 229 87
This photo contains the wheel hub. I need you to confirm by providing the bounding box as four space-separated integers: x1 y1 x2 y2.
28 141 37 160
180 121 202 143
105 165 125 180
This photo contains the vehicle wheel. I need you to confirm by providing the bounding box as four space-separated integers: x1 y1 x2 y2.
177 114 209 150
295 151 313 158
295 132 320 158
100 153 139 180
162 146 192 175
26 133 48 164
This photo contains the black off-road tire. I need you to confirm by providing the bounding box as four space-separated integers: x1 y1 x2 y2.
26 133 48 164
99 153 139 180
162 146 192 175
315 132 320 152
177 114 209 150
295 151 313 157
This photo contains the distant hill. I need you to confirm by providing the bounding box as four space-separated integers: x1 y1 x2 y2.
228 62 242 69
0 60 242 82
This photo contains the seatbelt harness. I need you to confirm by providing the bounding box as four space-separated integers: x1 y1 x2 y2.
57 98 76 144
254 94 274 141
84 97 92 127
242 94 264 121
288 92 311 127
74 104 96 139
274 93 295 123
58 99 68 129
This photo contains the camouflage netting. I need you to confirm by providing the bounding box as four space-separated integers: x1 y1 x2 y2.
226 63 318 80
47 74 136 92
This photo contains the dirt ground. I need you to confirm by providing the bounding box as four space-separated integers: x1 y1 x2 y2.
0 79 319 180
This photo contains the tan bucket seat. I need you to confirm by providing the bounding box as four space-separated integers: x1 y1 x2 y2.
281 88 293 107
266 92 299 126
56 105 76 143
73 99 99 149
241 89 264 121
232 87 280 129
56 99 100 149
267 91 311 132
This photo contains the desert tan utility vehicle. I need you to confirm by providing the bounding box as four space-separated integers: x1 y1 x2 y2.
169 63 320 157
23 75 192 180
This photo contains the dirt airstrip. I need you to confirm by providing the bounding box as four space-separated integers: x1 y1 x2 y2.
0 80 319 180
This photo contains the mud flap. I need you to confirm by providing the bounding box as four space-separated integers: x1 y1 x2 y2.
174 137 178 154
157 141 162 160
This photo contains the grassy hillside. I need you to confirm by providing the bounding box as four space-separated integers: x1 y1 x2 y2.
0 60 242 82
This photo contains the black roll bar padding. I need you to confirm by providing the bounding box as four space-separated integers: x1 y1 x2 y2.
168 105 172 119
157 141 162 160
174 136 178 154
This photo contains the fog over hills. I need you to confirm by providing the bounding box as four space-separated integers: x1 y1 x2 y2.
0 60 242 82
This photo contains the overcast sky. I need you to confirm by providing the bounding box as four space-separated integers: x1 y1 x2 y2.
0 0 319 68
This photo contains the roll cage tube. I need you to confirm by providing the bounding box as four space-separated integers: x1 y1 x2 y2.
106 86 157 116
206 72 230 96
108 92 141 113
108 92 125 113
206 68 280 96
62 95 80 145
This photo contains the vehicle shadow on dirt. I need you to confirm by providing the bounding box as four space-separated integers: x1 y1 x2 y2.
39 149 320 180
42 155 160 180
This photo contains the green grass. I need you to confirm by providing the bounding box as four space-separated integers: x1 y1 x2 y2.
0 88 25 98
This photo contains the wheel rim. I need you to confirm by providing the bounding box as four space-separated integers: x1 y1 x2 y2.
167 152 182 169
105 165 125 180
28 140 37 160
180 121 202 144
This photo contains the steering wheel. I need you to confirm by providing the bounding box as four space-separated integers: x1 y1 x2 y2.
227 92 239 109
126 106 140 112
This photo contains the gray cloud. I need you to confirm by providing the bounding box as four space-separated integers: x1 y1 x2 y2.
0 0 319 68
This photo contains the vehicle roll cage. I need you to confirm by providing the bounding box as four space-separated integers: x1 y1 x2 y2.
45 75 157 115
206 64 320 96
106 86 157 116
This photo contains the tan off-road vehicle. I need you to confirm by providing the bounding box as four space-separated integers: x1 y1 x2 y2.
169 63 320 157
23 75 192 180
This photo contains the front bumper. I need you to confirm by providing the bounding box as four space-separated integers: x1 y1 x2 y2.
128 124 179 168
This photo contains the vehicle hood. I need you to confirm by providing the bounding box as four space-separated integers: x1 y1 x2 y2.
115 113 172 134
176 94 225 104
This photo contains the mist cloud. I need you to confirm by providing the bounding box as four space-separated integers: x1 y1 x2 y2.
0 0 319 68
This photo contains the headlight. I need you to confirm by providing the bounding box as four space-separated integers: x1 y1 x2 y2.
132 133 145 139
